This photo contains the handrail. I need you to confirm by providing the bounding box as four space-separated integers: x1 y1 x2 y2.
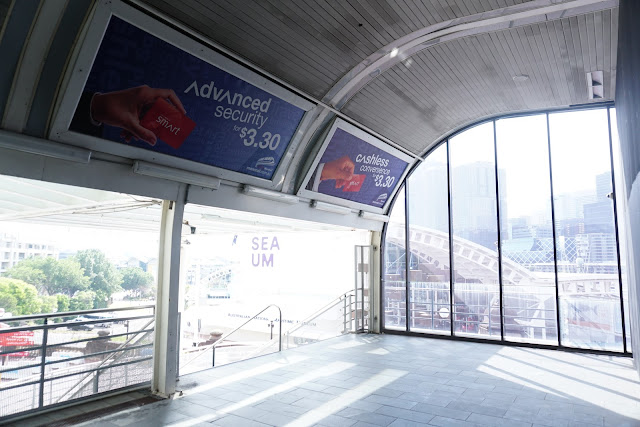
180 304 282 370
285 290 354 338
0 305 155 323
0 305 155 408
58 316 156 403
0 314 155 335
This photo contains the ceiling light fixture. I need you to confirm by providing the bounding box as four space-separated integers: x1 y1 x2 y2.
390 47 399 58
133 161 221 189
358 210 390 222
242 185 299 204
310 200 352 215
0 130 91 163
512 74 529 82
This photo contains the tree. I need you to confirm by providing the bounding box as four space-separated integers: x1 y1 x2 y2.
0 278 42 316
69 290 96 311
56 294 70 313
39 295 57 314
0 292 18 316
49 259 90 296
4 260 48 293
74 250 122 308
4 257 89 296
120 267 154 293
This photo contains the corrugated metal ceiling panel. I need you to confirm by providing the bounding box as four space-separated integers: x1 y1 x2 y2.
141 0 534 98
342 9 618 155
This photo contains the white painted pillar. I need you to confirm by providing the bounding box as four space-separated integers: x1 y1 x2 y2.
152 186 186 397
371 231 382 333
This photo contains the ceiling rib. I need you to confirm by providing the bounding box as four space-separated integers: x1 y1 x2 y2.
325 0 618 110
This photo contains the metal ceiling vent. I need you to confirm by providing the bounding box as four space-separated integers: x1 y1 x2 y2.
587 71 604 100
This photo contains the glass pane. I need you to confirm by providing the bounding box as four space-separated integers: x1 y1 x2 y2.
383 187 407 331
609 108 631 352
549 109 623 352
0 176 160 417
408 144 451 334
449 123 500 338
177 205 371 373
496 115 558 344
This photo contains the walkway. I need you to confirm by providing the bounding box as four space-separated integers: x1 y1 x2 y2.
10 334 640 426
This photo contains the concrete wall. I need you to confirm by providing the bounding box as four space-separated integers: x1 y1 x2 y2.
615 0 640 374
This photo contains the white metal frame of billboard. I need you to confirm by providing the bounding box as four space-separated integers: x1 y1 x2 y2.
297 117 413 214
49 0 314 190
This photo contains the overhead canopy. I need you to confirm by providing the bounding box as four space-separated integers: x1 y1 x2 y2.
0 175 355 233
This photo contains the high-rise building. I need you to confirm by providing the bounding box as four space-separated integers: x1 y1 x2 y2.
0 233 59 274
450 162 506 250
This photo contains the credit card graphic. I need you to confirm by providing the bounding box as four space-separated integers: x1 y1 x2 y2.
140 98 196 149
343 174 366 192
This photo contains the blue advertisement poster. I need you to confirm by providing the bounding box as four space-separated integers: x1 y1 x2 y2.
70 16 306 179
306 128 409 208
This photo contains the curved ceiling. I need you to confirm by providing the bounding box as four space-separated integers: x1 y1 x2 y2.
0 0 620 222
141 0 618 157
141 0 536 99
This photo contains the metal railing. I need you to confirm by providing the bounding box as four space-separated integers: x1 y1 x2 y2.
179 304 281 372
0 305 155 420
218 291 362 363
284 290 356 349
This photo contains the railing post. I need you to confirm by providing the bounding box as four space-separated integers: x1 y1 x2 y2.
488 302 492 334
431 288 434 329
38 317 48 408
93 370 100 393
278 310 282 352
349 294 353 332
343 295 347 333
212 346 215 367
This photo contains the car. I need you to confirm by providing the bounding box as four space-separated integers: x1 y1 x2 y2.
67 316 95 331
81 313 114 328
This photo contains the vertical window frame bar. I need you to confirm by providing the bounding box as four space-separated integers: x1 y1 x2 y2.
404 183 411 333
446 139 455 337
547 113 562 347
607 107 628 354
493 120 505 341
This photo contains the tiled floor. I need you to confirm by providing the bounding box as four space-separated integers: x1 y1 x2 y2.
12 334 640 426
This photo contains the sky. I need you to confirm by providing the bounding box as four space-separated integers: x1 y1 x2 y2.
0 222 160 262
446 108 614 219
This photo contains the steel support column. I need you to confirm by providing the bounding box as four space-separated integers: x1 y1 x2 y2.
152 185 187 397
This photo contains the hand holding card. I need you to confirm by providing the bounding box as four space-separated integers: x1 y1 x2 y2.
140 98 196 149
342 174 366 192
90 85 189 146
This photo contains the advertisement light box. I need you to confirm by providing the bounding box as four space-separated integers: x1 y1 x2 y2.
298 118 413 213
50 0 313 187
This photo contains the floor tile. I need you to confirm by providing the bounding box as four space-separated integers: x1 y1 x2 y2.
6 335 640 427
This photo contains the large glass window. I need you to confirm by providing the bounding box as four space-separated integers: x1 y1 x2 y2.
177 204 371 373
610 108 632 352
0 176 161 418
549 109 623 351
383 187 406 331
496 115 558 344
382 107 630 353
449 122 500 339
408 145 450 334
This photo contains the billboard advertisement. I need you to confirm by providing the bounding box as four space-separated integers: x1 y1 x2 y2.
66 14 307 180
300 119 412 211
